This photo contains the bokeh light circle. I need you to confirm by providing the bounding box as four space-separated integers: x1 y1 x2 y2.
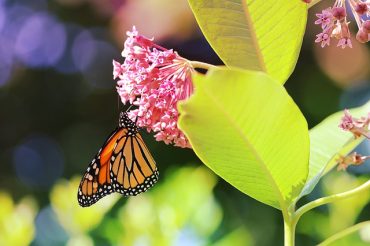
14 12 67 68
12 135 64 189
34 206 68 246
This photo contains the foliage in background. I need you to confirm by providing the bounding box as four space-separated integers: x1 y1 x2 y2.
0 192 37 246
299 172 370 245
46 167 242 246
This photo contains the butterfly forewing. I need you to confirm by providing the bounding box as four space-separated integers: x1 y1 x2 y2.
77 128 126 207
77 112 159 207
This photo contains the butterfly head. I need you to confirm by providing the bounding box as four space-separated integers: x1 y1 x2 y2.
119 111 138 134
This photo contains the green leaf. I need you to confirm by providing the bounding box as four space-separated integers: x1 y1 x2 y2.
212 227 253 246
298 101 370 199
178 68 309 210
187 0 307 84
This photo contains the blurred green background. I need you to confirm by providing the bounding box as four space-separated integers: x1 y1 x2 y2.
0 0 369 245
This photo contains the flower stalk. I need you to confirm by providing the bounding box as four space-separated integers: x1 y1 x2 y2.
189 61 218 70
281 178 370 245
294 179 370 227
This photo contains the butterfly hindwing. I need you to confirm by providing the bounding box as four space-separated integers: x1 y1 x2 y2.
110 133 159 196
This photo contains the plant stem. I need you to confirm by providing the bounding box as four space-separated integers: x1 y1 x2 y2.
308 0 321 8
284 218 296 246
294 179 370 223
317 221 370 246
189 61 217 70
283 205 297 246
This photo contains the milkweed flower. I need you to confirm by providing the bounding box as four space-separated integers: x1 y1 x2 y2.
339 109 370 139
113 27 195 148
336 152 370 170
314 0 370 48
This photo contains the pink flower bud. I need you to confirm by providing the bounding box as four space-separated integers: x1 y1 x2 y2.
363 20 370 34
356 28 369 43
332 7 346 20
302 0 312 3
336 152 369 171
354 3 368 15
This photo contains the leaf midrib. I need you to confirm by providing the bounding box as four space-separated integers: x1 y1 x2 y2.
200 81 285 210
241 0 266 72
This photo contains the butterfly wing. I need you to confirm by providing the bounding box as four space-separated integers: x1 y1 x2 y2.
110 132 159 196
77 127 127 207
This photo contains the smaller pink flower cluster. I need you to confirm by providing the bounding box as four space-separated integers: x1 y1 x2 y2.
337 109 370 171
113 27 194 148
336 152 369 170
315 0 370 48
339 109 370 139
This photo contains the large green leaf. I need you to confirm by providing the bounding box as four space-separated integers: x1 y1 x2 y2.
178 68 309 210
298 101 370 199
187 0 307 84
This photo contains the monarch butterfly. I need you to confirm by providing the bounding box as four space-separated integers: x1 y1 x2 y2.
77 111 158 207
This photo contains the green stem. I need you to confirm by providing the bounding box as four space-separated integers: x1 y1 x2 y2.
283 206 297 246
284 218 296 246
317 221 370 246
189 61 217 70
308 0 321 8
294 179 370 223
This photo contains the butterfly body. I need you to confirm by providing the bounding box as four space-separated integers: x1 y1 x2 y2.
78 112 158 207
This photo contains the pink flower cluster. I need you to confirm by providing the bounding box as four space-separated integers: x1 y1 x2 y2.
315 0 370 48
339 109 370 138
337 109 370 171
113 27 194 148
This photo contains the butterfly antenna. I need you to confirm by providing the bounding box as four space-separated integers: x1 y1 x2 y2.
126 104 134 113
117 94 121 114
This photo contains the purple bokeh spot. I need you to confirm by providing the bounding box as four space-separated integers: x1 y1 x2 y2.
14 12 67 68
79 40 118 88
0 5 5 33
0 4 35 85
12 135 64 188
54 24 85 74
2 5 34 39
0 37 14 86
84 41 116 88
72 30 96 72
71 27 120 88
